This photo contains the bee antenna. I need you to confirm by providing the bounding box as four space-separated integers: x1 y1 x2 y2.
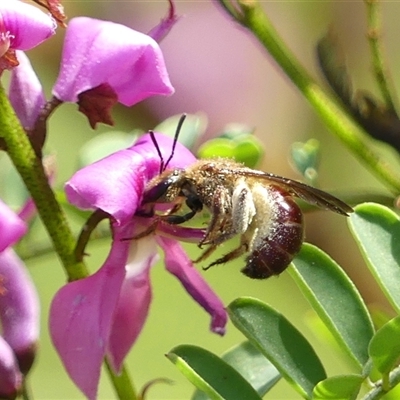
164 113 187 171
149 130 165 174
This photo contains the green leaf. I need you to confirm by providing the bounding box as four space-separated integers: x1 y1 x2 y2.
155 113 208 150
219 122 254 140
312 374 364 400
79 130 138 167
197 134 264 168
234 138 264 168
290 243 374 369
290 139 320 185
369 315 400 375
192 341 280 400
370 305 393 331
228 297 326 399
221 341 281 394
348 203 400 312
166 344 261 400
197 138 235 159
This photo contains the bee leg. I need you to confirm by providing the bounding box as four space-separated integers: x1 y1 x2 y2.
165 202 183 216
164 209 196 224
164 193 203 224
125 219 159 241
193 244 218 263
200 188 230 246
203 241 248 271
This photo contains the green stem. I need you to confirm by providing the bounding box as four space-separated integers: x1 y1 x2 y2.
0 84 87 281
216 0 400 195
362 365 400 400
21 379 32 400
105 360 138 400
0 85 137 399
364 0 398 113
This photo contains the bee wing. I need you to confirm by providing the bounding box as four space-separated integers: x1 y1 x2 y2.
232 168 353 216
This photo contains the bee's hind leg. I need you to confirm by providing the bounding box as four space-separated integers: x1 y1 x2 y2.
202 240 249 271
193 244 218 264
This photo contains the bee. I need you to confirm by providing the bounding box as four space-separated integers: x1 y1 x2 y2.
138 155 353 279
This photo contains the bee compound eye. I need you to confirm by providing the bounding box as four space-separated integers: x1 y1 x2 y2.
142 171 183 204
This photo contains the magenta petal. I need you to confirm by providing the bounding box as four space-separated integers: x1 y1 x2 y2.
49 239 129 400
147 0 181 43
65 146 147 225
107 237 158 372
0 249 39 374
0 0 55 51
0 336 22 399
65 133 196 225
52 17 174 105
9 51 45 131
0 200 26 252
157 236 227 335
158 222 205 243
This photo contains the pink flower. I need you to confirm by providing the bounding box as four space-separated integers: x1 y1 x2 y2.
50 133 227 399
9 51 45 131
0 201 26 253
0 200 39 399
52 17 175 127
0 0 55 69
147 0 180 43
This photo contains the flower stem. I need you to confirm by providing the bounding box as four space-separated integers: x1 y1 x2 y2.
0 84 87 281
215 0 400 195
105 360 138 400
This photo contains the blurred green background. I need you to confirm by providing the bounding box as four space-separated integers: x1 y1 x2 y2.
4 1 400 398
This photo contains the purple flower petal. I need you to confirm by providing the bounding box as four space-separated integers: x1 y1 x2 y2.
107 236 158 372
0 0 55 51
147 0 181 43
49 239 129 400
0 249 39 374
157 236 227 335
0 336 22 400
0 200 27 252
65 133 196 226
52 17 174 105
158 222 205 243
9 51 45 131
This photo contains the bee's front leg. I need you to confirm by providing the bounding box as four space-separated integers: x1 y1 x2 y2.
164 193 203 225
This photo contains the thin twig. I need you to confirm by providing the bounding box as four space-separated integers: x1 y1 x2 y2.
364 0 399 114
362 365 400 400
213 0 400 195
74 209 110 262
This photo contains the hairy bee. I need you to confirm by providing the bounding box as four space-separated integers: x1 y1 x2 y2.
138 157 353 279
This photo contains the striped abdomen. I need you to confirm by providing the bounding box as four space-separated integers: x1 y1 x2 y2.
242 185 304 279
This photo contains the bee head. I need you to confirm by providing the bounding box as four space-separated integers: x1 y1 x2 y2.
141 169 186 204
